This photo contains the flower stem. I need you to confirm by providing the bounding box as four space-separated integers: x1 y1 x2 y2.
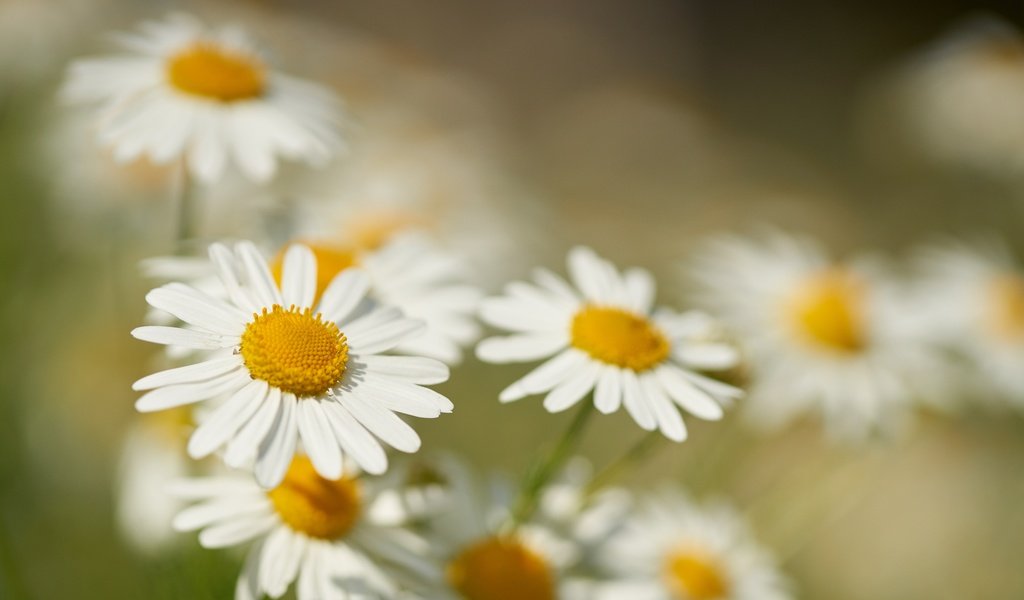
509 401 595 527
584 430 663 497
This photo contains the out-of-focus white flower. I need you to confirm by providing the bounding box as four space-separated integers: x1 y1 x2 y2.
173 455 437 599
581 489 792 600
689 232 949 440
477 246 742 441
131 241 453 488
63 13 345 184
871 17 1024 175
913 239 1024 406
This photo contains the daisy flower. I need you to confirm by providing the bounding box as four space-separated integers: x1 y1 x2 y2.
63 13 344 184
913 239 1024 405
131 241 453 488
587 489 791 600
421 458 582 600
173 455 437 599
476 246 742 441
689 232 949 439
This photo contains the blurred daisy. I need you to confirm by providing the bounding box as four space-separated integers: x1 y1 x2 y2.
174 455 436 599
586 490 791 600
422 458 582 600
914 239 1024 405
689 232 948 439
63 13 344 184
132 241 453 488
477 246 742 441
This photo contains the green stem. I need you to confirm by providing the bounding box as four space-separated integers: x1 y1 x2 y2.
584 430 662 497
509 401 595 527
175 161 195 252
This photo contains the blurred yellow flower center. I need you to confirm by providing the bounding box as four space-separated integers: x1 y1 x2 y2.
571 305 669 371
446 536 556 600
167 43 266 102
345 210 428 251
786 269 866 353
665 550 729 600
268 456 361 540
240 305 348 397
271 243 360 304
987 275 1024 340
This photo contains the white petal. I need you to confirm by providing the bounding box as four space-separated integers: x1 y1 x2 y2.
339 395 421 456
255 394 298 488
225 387 282 468
198 514 276 548
593 366 622 414
623 268 656 314
281 245 317 309
174 497 270 532
133 356 243 391
354 376 452 416
568 246 613 302
188 380 269 459
236 241 283 308
498 349 587 402
641 373 687 441
317 269 370 323
131 325 235 349
681 369 744 400
166 477 256 500
543 360 601 413
259 527 306 598
297 400 343 480
655 365 725 421
621 369 657 431
236 540 263 600
135 370 249 412
476 333 568 363
210 242 258 313
345 316 426 355
355 356 449 385
323 403 389 474
145 285 246 335
673 343 740 371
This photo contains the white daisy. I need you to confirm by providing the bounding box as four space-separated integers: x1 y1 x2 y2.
476 246 742 441
913 239 1024 405
586 489 792 600
421 457 581 600
63 13 344 184
131 241 453 488
173 455 438 599
689 232 949 439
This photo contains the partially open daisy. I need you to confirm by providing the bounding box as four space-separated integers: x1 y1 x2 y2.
132 241 453 488
422 458 581 600
587 490 791 600
63 13 344 183
913 239 1024 405
689 232 948 439
477 247 742 441
173 456 437 599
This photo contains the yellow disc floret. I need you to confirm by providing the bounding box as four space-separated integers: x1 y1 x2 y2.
987 274 1024 341
446 536 556 600
665 549 729 600
167 43 266 102
270 243 359 305
786 269 866 353
268 456 361 540
571 305 670 371
240 305 348 397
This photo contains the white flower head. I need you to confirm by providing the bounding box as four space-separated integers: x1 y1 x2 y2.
913 238 1024 406
173 456 438 599
132 241 453 488
586 490 792 600
63 13 345 184
689 232 949 440
477 246 742 441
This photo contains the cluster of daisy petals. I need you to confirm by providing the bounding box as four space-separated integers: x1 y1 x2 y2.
73 11 1024 600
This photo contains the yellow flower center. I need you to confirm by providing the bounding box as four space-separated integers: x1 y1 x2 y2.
447 536 557 600
240 305 348 398
571 305 670 371
665 550 729 600
785 269 866 353
268 456 362 540
270 243 360 305
987 274 1024 340
167 43 266 102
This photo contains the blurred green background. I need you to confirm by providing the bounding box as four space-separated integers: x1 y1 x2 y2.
4 1 1024 598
